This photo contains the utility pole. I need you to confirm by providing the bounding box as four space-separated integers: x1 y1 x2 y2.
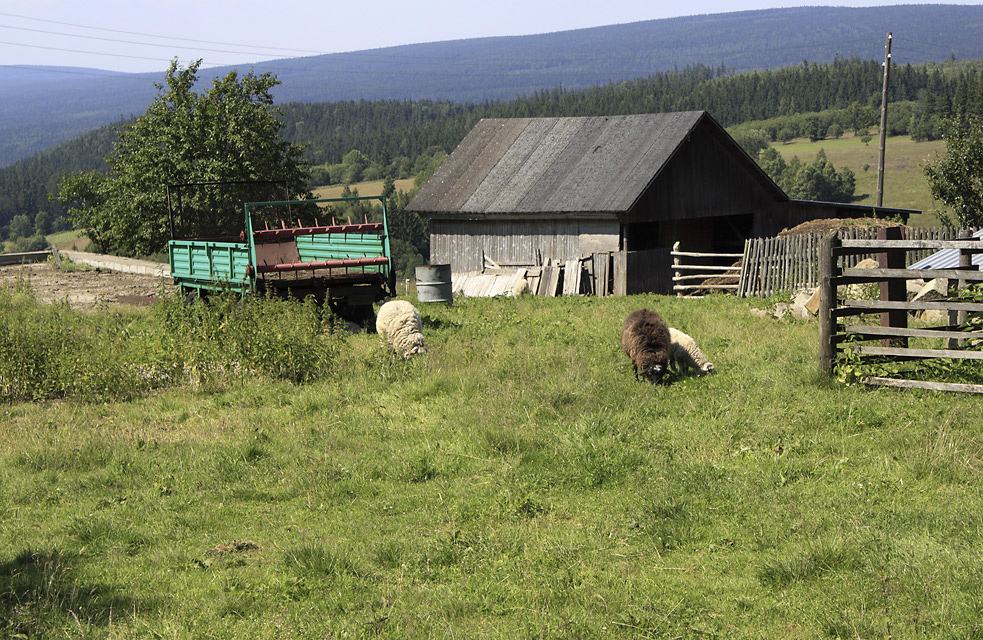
876 32 892 207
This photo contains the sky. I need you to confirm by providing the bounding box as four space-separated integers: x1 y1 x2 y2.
1 1 982 75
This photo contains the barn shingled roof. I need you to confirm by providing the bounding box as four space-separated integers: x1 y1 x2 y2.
406 111 787 216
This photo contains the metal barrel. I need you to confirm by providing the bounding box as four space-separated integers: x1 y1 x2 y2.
415 264 453 303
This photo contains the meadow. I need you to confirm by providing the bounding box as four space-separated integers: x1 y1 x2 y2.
1 283 982 639
313 179 417 200
775 134 947 227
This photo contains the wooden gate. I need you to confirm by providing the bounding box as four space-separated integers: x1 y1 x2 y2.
817 231 983 393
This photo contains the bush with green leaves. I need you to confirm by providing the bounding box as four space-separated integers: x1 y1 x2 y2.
149 292 341 386
924 116 983 228
0 282 152 402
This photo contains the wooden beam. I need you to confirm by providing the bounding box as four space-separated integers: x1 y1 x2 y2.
845 325 983 340
818 232 839 374
671 264 745 272
863 377 983 394
842 267 983 281
856 345 983 360
841 299 983 312
878 226 907 347
670 250 744 259
840 239 983 251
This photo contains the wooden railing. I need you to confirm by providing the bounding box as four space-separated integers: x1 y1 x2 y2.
817 230 983 393
671 242 743 297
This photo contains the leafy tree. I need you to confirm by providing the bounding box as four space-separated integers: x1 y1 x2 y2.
757 148 855 203
730 128 770 157
791 149 856 202
8 214 32 240
924 117 983 227
34 211 51 236
56 60 311 256
341 149 369 184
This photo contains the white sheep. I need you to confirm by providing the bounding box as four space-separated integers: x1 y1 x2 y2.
668 327 714 377
511 277 531 296
375 300 427 358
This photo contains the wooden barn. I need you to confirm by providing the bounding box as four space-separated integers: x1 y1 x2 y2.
406 111 913 295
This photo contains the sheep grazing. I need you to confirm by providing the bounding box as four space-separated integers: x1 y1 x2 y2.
511 277 531 297
620 308 670 383
668 327 714 377
375 300 427 358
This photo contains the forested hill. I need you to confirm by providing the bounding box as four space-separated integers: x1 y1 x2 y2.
5 54 983 236
3 4 983 167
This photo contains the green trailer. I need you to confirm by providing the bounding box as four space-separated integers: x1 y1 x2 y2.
168 195 395 323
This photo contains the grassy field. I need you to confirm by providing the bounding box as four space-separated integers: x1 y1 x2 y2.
2 287 982 638
775 134 948 227
46 230 92 252
313 178 417 200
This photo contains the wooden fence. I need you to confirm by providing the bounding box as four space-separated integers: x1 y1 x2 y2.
817 231 983 393
673 227 974 298
742 226 975 297
671 242 743 297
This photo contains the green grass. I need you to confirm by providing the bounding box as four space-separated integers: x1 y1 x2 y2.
45 229 92 252
1 290 982 638
775 134 947 227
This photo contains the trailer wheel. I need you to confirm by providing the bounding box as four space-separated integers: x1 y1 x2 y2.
329 300 376 331
351 304 376 330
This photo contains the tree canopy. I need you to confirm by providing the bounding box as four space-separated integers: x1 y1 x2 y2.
756 148 856 203
924 116 983 228
56 60 311 256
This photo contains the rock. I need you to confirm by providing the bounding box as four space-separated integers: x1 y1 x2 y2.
911 278 948 304
919 309 948 324
791 289 815 320
906 278 926 300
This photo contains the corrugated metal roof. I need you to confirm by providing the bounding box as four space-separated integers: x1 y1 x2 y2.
408 111 779 216
909 229 983 269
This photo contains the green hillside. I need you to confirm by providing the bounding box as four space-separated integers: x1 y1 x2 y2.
774 134 947 226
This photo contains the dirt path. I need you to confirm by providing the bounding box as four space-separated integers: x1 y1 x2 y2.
0 261 176 308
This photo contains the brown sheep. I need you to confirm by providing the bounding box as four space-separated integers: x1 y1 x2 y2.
620 308 670 384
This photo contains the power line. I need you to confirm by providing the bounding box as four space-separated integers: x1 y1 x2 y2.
0 10 326 56
4 10 964 69
2 13 981 83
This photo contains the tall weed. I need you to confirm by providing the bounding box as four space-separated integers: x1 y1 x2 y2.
0 285 343 403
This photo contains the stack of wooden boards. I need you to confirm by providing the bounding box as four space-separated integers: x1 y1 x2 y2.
451 257 599 298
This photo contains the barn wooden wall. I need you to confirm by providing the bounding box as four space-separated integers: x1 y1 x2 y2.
429 218 619 273
623 124 785 229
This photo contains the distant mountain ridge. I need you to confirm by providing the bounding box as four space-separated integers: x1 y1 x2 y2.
2 4 983 167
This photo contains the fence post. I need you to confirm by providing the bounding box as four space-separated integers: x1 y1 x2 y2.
672 241 681 297
736 239 751 297
818 232 839 375
878 226 908 347
948 229 973 348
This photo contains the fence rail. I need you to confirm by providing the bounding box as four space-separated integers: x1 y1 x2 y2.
671 242 742 297
817 231 983 394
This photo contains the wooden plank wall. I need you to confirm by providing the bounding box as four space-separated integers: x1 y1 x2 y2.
429 219 618 274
